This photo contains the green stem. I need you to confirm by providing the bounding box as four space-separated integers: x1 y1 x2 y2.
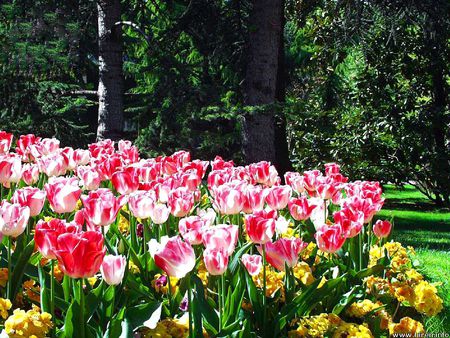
262 243 267 334
167 275 172 315
358 232 363 271
218 277 222 333
79 279 85 338
187 274 193 338
50 260 55 324
7 236 11 300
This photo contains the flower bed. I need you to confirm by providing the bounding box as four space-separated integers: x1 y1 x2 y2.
0 131 443 337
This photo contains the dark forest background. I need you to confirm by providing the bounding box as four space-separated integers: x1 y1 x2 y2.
0 0 448 205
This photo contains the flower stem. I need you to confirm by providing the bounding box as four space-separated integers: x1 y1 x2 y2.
50 260 55 323
79 279 85 338
262 243 267 333
7 236 11 300
167 275 172 315
187 274 193 338
218 277 222 333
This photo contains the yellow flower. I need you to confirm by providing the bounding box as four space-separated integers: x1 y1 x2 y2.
140 314 208 338
288 313 341 337
332 322 373 338
293 262 315 286
301 242 316 261
412 281 443 316
5 305 52 338
252 268 285 297
0 298 12 319
117 210 130 234
389 317 424 336
0 268 8 287
346 299 382 318
23 280 41 303
318 276 327 288
151 274 178 294
197 261 209 287
53 263 64 283
128 260 140 274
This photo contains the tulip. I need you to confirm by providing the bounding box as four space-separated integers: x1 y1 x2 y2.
213 184 243 215
303 170 322 194
16 134 40 161
248 161 272 185
211 156 234 171
149 236 196 279
316 178 340 200
0 201 30 238
128 190 156 219
21 164 40 186
73 149 91 166
333 207 364 238
89 139 115 159
35 218 79 259
150 203 171 224
118 140 139 164
241 254 262 276
265 185 292 210
81 188 127 227
77 166 101 191
203 248 229 275
373 220 392 238
0 131 13 154
95 154 123 180
288 197 316 221
168 188 194 217
45 177 81 214
54 231 106 279
12 187 46 217
112 168 140 195
261 238 307 271
100 255 127 285
324 163 341 176
37 153 67 177
344 196 380 224
242 185 265 214
314 224 346 253
244 211 276 244
284 172 305 194
30 137 60 158
202 224 238 256
179 216 207 245
0 154 22 187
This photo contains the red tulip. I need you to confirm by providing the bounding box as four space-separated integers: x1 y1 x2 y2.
203 248 229 276
265 185 292 210
35 218 79 259
241 254 262 276
73 149 91 166
54 231 106 279
303 170 322 194
12 187 46 217
202 224 238 256
288 197 316 221
373 220 392 238
45 177 81 214
333 207 364 238
89 139 115 159
16 134 40 161
324 163 341 176
30 137 60 158
0 131 13 154
314 224 346 253
248 161 271 185
100 255 127 285
316 177 340 200
150 236 196 278
95 154 123 180
213 184 244 215
168 188 194 217
21 164 40 186
0 201 30 238
344 196 380 224
179 216 207 245
261 238 307 271
242 185 265 214
245 211 276 244
112 168 139 195
128 190 156 219
81 188 127 227
118 140 139 164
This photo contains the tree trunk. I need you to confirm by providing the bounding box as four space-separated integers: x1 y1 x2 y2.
242 0 290 171
97 0 124 141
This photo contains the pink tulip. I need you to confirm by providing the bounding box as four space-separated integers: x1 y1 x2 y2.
89 139 115 159
241 254 262 276
21 164 40 186
242 185 265 214
73 149 91 166
95 154 123 180
35 218 79 259
0 154 22 187
314 224 346 253
77 166 101 191
128 190 156 219
150 203 171 224
118 140 139 164
303 170 322 194
30 137 60 158
0 131 13 154
45 177 81 214
261 238 307 271
0 201 30 237
100 255 127 285
344 196 380 224
316 177 340 200
213 184 244 215
288 197 316 221
324 163 341 176
373 220 392 238
265 185 292 210
112 168 139 195
179 216 207 245
211 156 234 171
202 224 238 256
248 161 271 185
37 153 67 177
284 172 305 194
333 207 364 238
12 187 46 217
168 188 194 217
16 134 40 161
150 236 196 278
203 248 229 276
54 231 106 279
81 188 127 227
244 210 277 244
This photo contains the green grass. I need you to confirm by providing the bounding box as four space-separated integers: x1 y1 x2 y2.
376 185 450 333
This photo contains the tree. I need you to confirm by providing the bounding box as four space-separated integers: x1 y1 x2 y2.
97 0 124 141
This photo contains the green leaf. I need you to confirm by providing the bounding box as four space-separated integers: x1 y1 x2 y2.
228 242 252 274
10 239 35 299
38 263 51 314
191 274 219 334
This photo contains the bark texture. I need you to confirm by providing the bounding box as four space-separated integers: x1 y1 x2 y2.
243 0 287 168
97 0 124 141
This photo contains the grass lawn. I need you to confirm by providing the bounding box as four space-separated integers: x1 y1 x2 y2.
375 184 450 332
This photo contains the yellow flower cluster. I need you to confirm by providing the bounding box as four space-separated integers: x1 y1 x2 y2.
4 305 52 338
332 322 373 338
346 299 391 330
301 242 317 261
151 274 178 294
412 280 443 316
293 262 315 286
388 317 424 336
369 242 412 271
22 280 41 303
0 297 12 319
140 315 208 338
0 268 8 287
197 261 209 287
117 210 130 234
252 268 285 297
128 260 140 274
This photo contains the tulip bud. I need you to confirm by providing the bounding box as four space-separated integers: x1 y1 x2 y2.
100 255 127 285
373 220 392 238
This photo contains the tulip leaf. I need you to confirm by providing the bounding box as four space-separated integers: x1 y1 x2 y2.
122 301 161 334
228 242 252 274
10 239 35 300
38 263 51 314
191 274 219 333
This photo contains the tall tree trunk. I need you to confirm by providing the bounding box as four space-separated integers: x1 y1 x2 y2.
243 0 290 172
97 0 124 141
